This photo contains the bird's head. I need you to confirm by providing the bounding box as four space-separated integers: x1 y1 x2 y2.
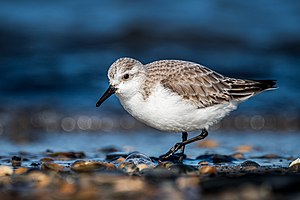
96 57 146 107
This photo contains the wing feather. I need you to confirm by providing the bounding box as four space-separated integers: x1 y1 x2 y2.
157 61 231 108
145 60 276 108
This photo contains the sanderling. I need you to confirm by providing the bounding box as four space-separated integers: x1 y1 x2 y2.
96 57 276 162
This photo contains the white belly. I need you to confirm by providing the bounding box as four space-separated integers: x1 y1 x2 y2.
117 85 237 132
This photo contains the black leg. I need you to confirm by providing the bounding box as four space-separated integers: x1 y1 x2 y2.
161 129 208 160
179 132 188 163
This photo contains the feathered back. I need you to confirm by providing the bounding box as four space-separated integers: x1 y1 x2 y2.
143 60 276 108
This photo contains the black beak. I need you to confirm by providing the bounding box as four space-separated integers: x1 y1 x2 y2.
96 85 116 107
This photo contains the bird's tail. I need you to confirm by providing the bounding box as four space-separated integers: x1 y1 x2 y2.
226 79 277 102
252 80 277 91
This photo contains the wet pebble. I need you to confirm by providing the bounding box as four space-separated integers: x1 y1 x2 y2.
71 160 115 172
114 157 126 164
199 166 217 175
117 162 137 174
241 160 260 167
40 157 54 162
11 156 22 167
41 161 66 172
137 163 149 171
241 160 260 171
125 153 155 168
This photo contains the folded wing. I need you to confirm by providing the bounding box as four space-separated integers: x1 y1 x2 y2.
160 61 276 108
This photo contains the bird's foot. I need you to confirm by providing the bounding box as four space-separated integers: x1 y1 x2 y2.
160 142 184 160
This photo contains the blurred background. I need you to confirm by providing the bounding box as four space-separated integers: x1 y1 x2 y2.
0 1 300 153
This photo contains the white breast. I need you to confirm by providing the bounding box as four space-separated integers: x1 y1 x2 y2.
117 85 237 132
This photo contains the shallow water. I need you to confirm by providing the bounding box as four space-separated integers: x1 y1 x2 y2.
1 131 299 167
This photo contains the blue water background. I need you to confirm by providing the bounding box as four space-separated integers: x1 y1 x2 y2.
0 1 299 115
0 1 300 163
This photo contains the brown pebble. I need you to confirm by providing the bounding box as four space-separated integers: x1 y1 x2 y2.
41 162 65 172
240 160 260 171
197 139 219 148
231 152 245 159
199 166 217 175
14 167 29 175
117 162 137 174
105 163 116 171
40 157 54 162
0 166 13 176
114 157 126 164
137 163 149 171
71 160 114 172
241 160 260 167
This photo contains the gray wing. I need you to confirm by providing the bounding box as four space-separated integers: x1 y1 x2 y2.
158 61 276 108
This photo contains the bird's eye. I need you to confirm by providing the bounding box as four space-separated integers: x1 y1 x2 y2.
123 73 130 80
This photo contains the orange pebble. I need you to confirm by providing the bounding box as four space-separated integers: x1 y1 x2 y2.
199 166 217 175
14 167 28 175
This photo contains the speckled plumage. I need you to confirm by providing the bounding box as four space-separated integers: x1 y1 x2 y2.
103 57 276 132
109 58 274 108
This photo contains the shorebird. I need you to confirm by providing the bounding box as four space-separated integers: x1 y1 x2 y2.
96 57 276 162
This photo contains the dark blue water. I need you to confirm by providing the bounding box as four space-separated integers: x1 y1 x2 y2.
0 1 299 136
